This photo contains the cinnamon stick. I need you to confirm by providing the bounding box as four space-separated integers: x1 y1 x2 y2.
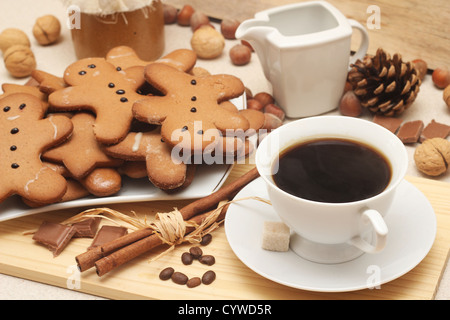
75 166 259 274
95 206 229 277
179 166 259 220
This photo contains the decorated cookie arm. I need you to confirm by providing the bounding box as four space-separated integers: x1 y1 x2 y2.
48 86 96 112
156 49 197 72
133 96 170 125
35 115 74 149
18 166 68 204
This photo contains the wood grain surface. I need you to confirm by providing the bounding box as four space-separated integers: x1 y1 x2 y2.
0 164 449 300
165 0 450 70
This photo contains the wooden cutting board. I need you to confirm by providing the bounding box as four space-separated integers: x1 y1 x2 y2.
165 0 450 70
0 164 449 300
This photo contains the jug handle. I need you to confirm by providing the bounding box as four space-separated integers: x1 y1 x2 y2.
347 19 369 67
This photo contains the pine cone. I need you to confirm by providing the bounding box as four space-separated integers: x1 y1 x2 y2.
347 48 421 116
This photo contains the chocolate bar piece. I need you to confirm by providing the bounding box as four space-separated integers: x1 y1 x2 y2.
88 225 128 250
420 119 450 142
397 120 424 143
372 115 403 134
32 221 76 257
72 217 101 238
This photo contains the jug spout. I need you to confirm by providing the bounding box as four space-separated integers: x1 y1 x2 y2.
235 20 273 79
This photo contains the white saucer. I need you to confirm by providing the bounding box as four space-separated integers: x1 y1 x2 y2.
224 177 437 292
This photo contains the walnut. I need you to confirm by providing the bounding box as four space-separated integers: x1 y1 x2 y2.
32 15 61 45
414 137 450 176
191 26 225 59
3 45 36 78
0 28 30 53
444 85 450 109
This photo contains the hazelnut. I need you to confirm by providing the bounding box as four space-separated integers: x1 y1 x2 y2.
432 67 450 89
191 26 225 59
0 28 30 53
339 91 362 117
246 98 264 111
254 92 275 107
3 45 36 78
262 113 283 131
412 59 428 81
221 19 240 39
190 11 210 32
414 137 450 176
177 5 195 26
241 40 254 52
444 85 450 109
264 103 285 121
229 44 252 66
163 4 178 24
33 15 61 45
245 87 253 100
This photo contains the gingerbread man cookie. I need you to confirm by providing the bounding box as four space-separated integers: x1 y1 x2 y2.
0 93 73 204
43 112 123 179
106 46 197 72
104 129 189 190
1 83 48 111
133 64 249 152
48 57 146 145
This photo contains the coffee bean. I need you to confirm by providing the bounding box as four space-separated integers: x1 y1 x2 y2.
199 255 215 266
181 252 194 265
187 277 201 288
202 270 216 285
171 271 189 285
189 246 203 259
159 267 174 280
200 234 212 246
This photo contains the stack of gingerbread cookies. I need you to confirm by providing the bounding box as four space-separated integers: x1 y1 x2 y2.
0 46 266 207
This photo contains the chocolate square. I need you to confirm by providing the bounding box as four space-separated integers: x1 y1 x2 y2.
88 225 128 250
372 115 403 134
397 120 424 143
32 221 76 257
420 119 450 142
72 217 101 238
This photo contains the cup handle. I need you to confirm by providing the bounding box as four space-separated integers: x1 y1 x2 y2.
347 19 369 67
348 209 388 253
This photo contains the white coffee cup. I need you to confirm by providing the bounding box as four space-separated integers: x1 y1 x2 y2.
255 116 408 263
236 1 369 118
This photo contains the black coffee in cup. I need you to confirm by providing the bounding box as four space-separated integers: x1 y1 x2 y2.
272 138 392 203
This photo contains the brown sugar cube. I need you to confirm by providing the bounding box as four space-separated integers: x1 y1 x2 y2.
419 119 450 142
397 120 424 144
372 115 403 134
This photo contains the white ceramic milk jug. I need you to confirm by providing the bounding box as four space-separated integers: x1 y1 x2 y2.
236 1 369 118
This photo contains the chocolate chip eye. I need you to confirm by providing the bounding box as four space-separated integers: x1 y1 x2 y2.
10 145 17 151
88 64 96 68
120 97 128 103
79 71 86 75
11 163 19 169
182 126 188 132
191 96 197 101
116 67 122 71
10 128 19 134
108 83 115 88
3 106 10 112
116 90 125 95
161 138 165 143
19 103 26 110
190 80 197 85
190 107 197 113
